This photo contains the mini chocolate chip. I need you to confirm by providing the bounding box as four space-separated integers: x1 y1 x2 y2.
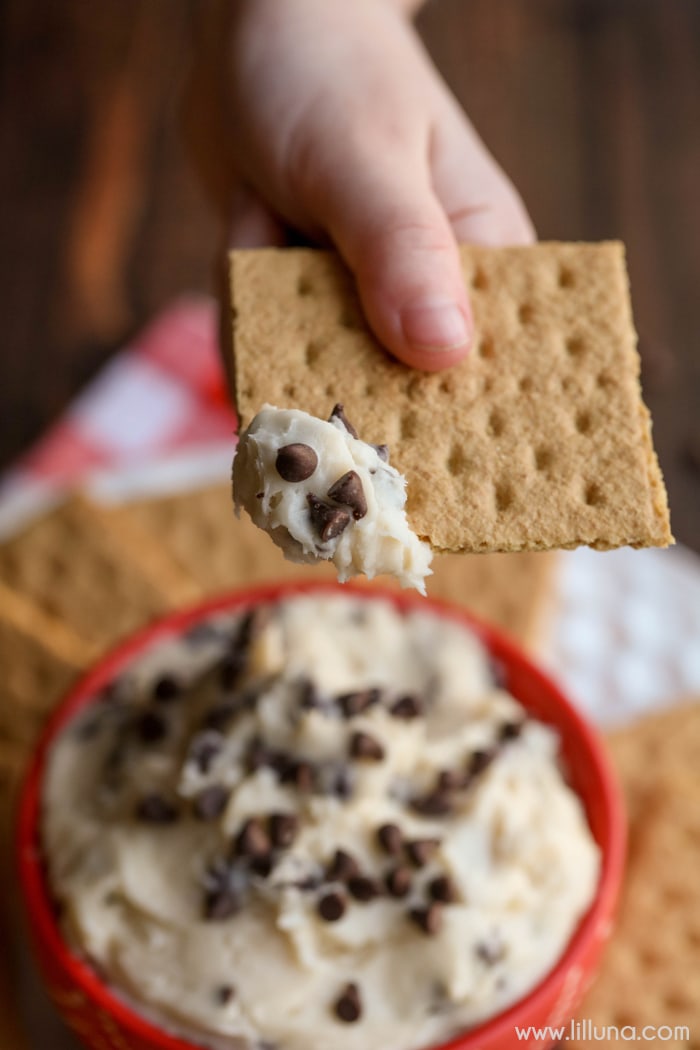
152 675 180 703
307 494 352 542
235 818 271 859
299 678 323 710
189 730 224 774
406 838 440 867
329 403 359 439
250 854 274 878
389 695 423 720
275 442 318 482
327 470 367 520
332 765 354 799
349 731 385 762
220 651 245 691
499 720 523 742
193 784 230 821
204 699 241 733
293 760 315 792
377 823 403 855
136 794 179 824
334 981 362 1023
215 984 235 1005
338 688 380 718
428 874 457 903
411 791 453 817
409 902 443 936
318 891 347 922
205 887 242 920
437 769 469 792
385 865 412 898
137 709 168 744
326 849 360 882
476 937 505 965
269 812 299 849
468 748 496 776
348 875 382 902
371 443 390 462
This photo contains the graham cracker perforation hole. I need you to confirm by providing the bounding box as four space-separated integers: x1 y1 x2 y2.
519 376 533 394
240 386 253 401
482 376 494 394
439 375 456 396
575 410 592 434
339 307 363 330
566 335 585 358
405 375 423 401
597 370 616 389
584 482 604 507
447 443 468 476
488 410 505 437
283 383 298 399
472 268 488 291
478 335 495 360
663 990 694 1012
305 340 323 367
495 481 514 513
561 376 576 394
297 276 313 297
518 303 534 325
324 384 336 398
686 927 700 948
400 410 419 440
558 266 575 289
535 447 554 471
364 383 375 398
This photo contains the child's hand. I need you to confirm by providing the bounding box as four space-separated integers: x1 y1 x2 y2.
228 0 534 371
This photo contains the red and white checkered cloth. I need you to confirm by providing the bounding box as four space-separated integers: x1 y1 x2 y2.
7 296 234 488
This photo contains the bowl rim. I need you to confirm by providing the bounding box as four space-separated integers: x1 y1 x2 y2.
17 579 626 1050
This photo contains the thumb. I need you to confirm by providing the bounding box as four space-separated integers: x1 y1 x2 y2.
313 158 472 371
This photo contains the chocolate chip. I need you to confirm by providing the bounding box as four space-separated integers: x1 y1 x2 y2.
338 688 380 718
377 823 403 855
476 937 505 965
389 695 423 720
275 442 318 482
215 984 235 1005
204 699 241 733
411 791 453 817
499 720 523 742
437 769 468 792
234 818 271 859
326 849 360 882
299 678 323 710
348 875 382 902
406 838 440 867
137 709 168 744
329 403 358 439
371 443 389 462
468 748 496 776
269 812 299 849
246 736 273 773
250 854 274 878
135 793 179 824
334 981 362 1023
349 731 385 762
152 675 180 703
318 891 347 922
189 730 224 774
331 765 353 800
219 651 245 691
409 902 443 936
292 760 315 792
385 865 412 898
428 874 457 903
205 886 242 920
193 784 230 821
327 470 367 520
307 494 352 542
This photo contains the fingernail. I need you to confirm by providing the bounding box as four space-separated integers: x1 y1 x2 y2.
400 299 471 352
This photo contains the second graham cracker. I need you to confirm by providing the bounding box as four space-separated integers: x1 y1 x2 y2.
230 244 671 554
109 482 557 648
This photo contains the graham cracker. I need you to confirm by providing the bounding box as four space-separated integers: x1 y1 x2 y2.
108 483 557 647
0 495 198 653
230 244 671 554
569 702 700 1048
0 580 91 765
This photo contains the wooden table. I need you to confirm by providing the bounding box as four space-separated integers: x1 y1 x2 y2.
1 0 698 550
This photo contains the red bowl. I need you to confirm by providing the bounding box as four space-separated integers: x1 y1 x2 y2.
17 580 625 1050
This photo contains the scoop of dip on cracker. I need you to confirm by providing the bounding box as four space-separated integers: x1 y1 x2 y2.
232 403 433 593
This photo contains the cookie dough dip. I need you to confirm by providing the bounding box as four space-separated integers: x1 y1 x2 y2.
232 403 432 593
42 594 599 1050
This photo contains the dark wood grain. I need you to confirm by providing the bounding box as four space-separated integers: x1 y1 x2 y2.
1 0 698 549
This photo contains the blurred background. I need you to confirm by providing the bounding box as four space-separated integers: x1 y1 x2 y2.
1 0 698 548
